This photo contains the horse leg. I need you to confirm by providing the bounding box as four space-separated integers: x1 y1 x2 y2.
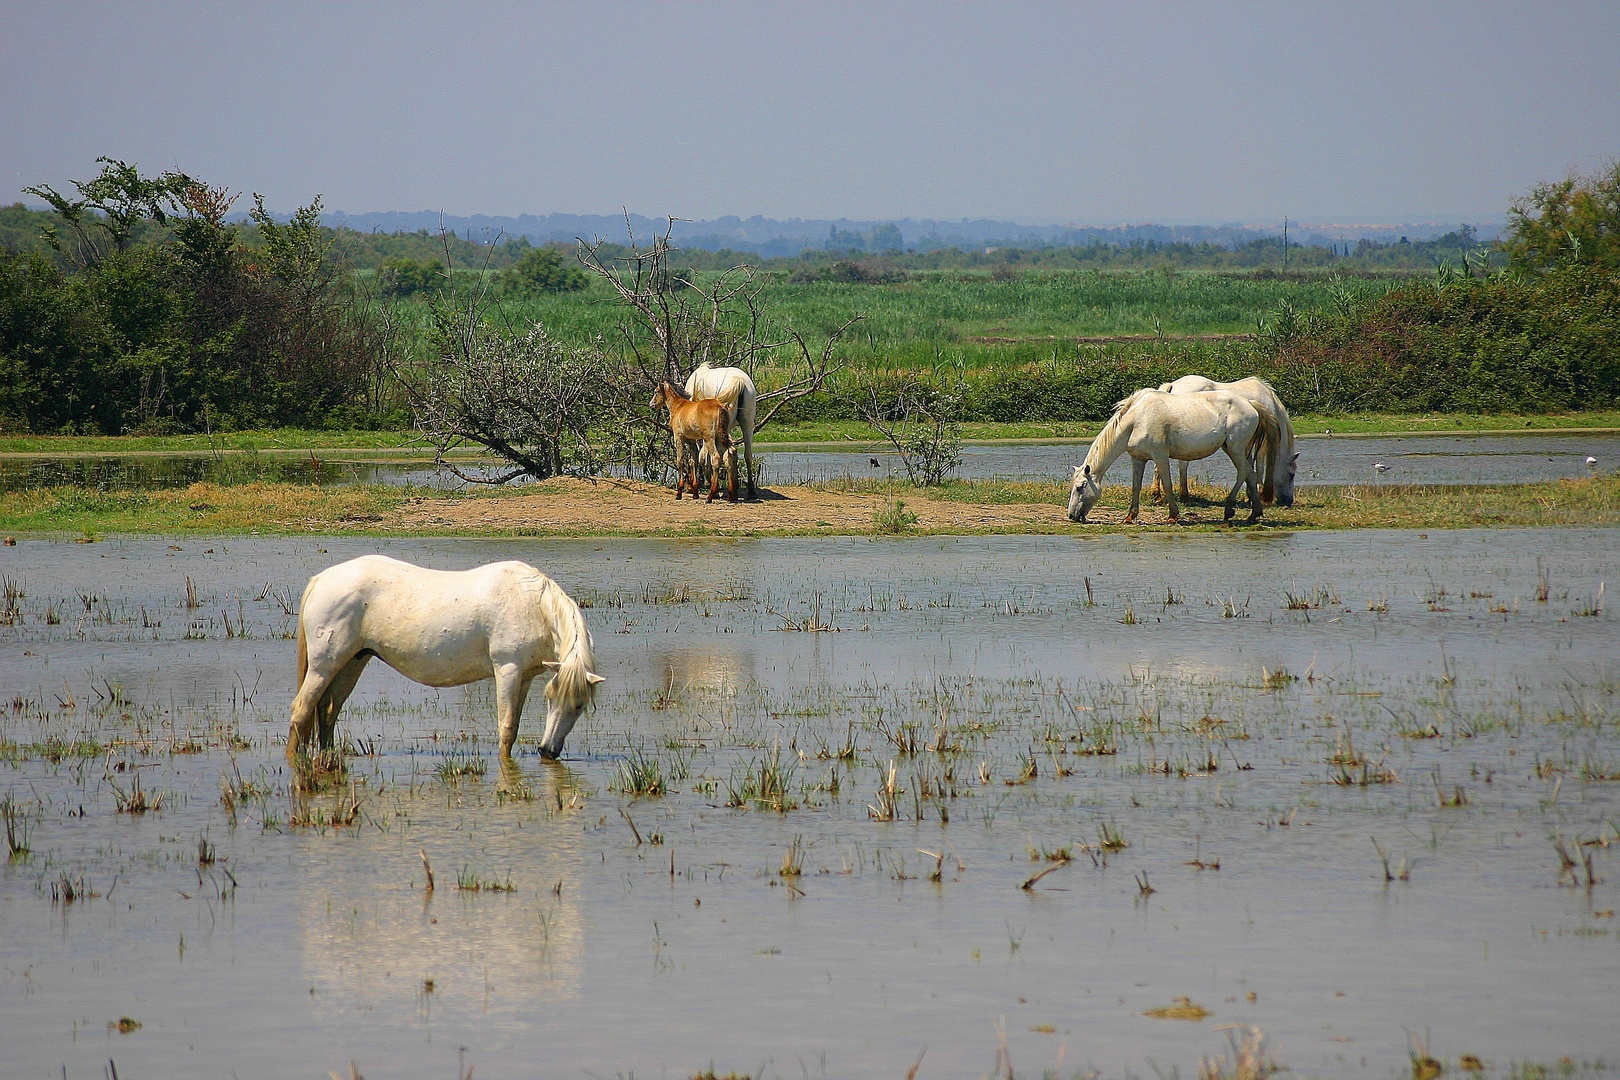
288 661 344 761
1179 459 1191 501
1221 442 1259 522
1221 447 1245 521
1245 455 1263 523
495 664 533 758
741 422 756 500
705 437 719 503
1125 457 1147 523
725 442 737 503
1154 454 1182 522
316 652 372 750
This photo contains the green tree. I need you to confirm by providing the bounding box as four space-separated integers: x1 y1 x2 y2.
379 257 440 296
23 157 198 267
1502 161 1620 273
498 246 587 295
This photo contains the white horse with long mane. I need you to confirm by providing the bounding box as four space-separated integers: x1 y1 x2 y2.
1068 388 1272 524
288 556 604 761
1155 375 1297 507
685 362 757 499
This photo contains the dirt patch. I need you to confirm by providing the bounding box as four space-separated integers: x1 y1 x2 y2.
392 476 1234 534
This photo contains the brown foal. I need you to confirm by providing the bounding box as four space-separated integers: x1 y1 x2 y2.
650 381 736 502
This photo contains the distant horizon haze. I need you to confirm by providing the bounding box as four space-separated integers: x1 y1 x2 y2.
3 1 1615 225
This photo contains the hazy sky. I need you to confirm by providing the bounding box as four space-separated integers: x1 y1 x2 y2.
3 0 1617 225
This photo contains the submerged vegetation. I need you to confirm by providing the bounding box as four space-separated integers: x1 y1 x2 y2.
1 526 1615 1075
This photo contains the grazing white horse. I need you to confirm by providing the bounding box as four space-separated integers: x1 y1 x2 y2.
288 556 604 761
1068 388 1270 524
685 362 758 499
1155 375 1298 507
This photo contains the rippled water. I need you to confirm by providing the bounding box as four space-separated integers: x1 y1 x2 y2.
1 531 1617 1079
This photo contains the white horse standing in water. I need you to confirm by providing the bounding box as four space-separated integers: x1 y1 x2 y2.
1068 388 1272 524
288 556 604 761
1155 375 1298 507
685 362 758 499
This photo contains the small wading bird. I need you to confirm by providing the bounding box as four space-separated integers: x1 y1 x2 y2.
1587 456 1599 468
870 458 881 468
1374 462 1390 474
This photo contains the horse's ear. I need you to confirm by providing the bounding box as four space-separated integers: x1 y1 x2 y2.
541 660 561 671
586 673 606 685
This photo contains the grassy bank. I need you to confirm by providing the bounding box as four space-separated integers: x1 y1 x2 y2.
3 410 1618 457
2 474 1615 539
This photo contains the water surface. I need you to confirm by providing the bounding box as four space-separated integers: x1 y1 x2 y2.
1 530 1616 1079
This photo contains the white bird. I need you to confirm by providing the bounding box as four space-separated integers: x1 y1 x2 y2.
1587 456 1599 468
1374 462 1390 473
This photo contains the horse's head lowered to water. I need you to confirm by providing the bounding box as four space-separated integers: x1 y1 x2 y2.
1068 463 1101 522
536 646 605 759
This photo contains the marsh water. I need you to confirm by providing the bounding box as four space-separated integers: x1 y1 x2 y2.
3 431 1615 492
2 530 1617 1079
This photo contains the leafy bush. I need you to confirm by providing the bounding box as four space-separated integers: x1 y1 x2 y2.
497 247 587 295
0 162 386 433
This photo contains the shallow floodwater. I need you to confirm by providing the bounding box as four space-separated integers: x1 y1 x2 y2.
3 431 1615 492
2 531 1617 1079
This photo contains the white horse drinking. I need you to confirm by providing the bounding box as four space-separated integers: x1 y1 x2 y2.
684 362 758 499
288 556 604 761
1068 388 1271 524
1155 375 1298 507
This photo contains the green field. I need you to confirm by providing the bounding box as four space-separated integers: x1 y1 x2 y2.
379 268 1405 373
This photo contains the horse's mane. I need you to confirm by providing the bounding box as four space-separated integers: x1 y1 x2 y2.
539 580 601 713
659 380 693 402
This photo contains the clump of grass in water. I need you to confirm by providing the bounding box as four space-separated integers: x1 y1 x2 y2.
436 749 486 782
1372 837 1412 882
1199 1025 1276 1080
1098 821 1129 851
2 792 32 858
288 785 361 827
110 771 163 814
779 834 804 878
868 760 900 821
617 746 669 797
1333 760 1400 786
725 746 797 811
1260 667 1296 690
456 865 515 892
872 498 919 534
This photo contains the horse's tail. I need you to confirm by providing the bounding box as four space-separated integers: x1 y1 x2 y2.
544 583 603 712
1251 406 1280 500
295 573 319 689
734 378 755 432
716 403 733 451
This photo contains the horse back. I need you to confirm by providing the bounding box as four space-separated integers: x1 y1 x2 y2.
300 556 557 683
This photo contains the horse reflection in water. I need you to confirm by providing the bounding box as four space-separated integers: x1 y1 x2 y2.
297 759 589 1014
651 647 756 698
